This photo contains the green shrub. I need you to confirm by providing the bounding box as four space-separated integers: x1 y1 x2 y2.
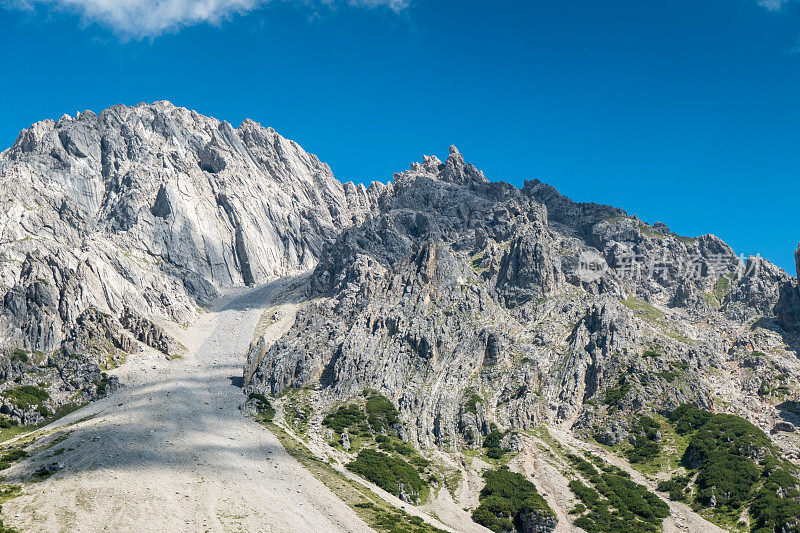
393 441 415 457
465 393 482 414
681 412 768 508
657 371 677 383
567 454 601 483
483 429 506 459
365 394 399 433
750 468 800 532
248 392 275 422
603 376 632 407
567 453 668 533
9 349 28 363
323 404 365 433
666 403 800 531
471 467 555 533
626 416 661 463
668 403 712 434
657 474 691 502
346 449 427 501
2 385 49 410
464 428 475 445
0 449 27 463
93 373 111 396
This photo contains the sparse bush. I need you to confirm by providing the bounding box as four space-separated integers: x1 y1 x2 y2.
346 449 427 501
603 376 631 408
472 467 555 533
365 394 399 433
322 404 365 433
2 385 49 411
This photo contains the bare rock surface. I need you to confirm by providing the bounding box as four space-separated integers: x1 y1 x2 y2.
2 103 800 532
2 279 372 533
0 101 371 416
247 144 800 459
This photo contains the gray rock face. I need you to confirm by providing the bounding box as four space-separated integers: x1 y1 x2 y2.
246 146 800 455
520 509 558 533
0 102 372 416
776 244 800 332
0 101 372 354
3 102 800 465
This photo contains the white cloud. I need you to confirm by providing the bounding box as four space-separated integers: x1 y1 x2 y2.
7 0 409 38
757 0 792 11
758 0 787 11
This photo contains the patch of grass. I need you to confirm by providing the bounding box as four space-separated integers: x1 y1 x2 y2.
0 484 21 533
603 376 632 408
639 225 667 239
471 467 556 533
621 298 665 322
50 402 87 421
265 423 445 532
712 274 734 303
1 385 48 411
702 291 720 308
283 391 313 434
248 392 275 422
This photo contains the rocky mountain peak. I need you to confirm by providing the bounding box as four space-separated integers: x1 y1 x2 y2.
795 242 800 279
394 144 487 190
0 101 373 354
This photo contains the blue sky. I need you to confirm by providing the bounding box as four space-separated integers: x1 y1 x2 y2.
1 0 799 273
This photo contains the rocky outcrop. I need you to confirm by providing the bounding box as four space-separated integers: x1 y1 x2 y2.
0 102 372 357
0 101 377 417
3 103 800 469
776 244 800 332
520 509 558 533
246 146 800 460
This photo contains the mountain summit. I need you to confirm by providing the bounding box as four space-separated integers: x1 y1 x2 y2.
0 103 799 532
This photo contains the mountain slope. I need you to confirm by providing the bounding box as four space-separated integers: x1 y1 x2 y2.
0 101 372 422
1 104 800 532
247 145 800 446
244 145 800 532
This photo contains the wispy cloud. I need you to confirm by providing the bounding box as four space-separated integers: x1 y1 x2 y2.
6 0 409 38
757 0 792 11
